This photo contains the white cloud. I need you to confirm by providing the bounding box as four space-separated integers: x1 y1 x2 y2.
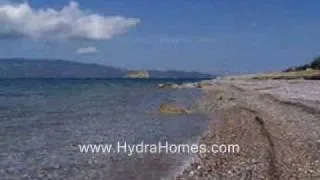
0 1 140 40
76 46 97 54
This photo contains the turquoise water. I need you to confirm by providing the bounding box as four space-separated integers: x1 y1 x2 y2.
0 79 209 180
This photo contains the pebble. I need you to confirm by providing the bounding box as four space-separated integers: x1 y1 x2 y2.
189 171 194 176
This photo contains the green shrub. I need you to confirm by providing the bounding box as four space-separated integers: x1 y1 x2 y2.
284 56 320 72
310 57 320 69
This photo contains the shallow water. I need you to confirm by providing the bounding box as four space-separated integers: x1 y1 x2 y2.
0 79 209 180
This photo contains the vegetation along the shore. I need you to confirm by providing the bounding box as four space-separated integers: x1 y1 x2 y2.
284 56 320 72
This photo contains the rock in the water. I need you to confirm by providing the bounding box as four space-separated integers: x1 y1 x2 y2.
159 104 192 114
197 81 213 88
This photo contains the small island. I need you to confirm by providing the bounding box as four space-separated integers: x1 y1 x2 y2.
126 70 150 78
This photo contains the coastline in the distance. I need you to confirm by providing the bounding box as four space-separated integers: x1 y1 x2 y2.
0 58 213 79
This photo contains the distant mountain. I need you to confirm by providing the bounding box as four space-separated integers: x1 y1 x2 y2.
0 59 127 78
0 58 213 78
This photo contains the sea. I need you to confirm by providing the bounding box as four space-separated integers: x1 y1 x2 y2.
0 78 210 180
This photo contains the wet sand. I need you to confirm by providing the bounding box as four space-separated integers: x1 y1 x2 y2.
176 78 320 179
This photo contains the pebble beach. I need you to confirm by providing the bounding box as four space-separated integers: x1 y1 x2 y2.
176 77 320 179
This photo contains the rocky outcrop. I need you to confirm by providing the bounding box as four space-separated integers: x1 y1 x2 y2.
126 70 150 78
196 81 213 88
159 104 192 115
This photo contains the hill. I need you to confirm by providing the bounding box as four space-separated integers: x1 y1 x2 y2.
0 58 213 79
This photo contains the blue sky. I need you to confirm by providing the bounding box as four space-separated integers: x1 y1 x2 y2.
0 0 320 73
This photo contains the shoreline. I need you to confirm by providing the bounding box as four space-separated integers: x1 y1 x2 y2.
175 77 320 179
